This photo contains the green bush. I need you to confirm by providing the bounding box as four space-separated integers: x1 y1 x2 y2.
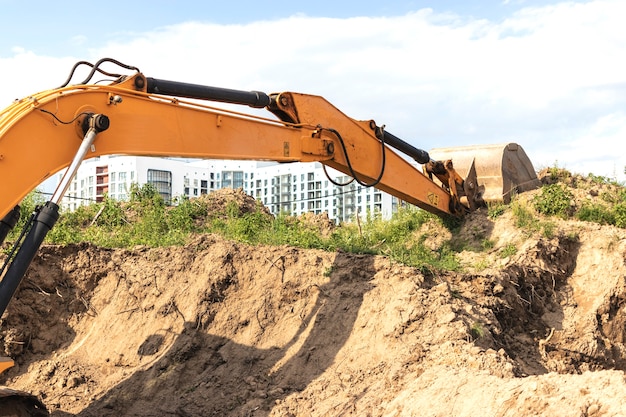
576 203 615 225
612 203 626 228
533 184 573 218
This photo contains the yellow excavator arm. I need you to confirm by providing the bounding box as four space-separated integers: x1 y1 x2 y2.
0 60 464 221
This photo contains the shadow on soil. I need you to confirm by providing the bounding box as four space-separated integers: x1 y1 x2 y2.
52 251 375 416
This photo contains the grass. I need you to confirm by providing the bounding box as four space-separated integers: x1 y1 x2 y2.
499 243 518 259
6 185 460 273
531 167 626 230
7 168 626 273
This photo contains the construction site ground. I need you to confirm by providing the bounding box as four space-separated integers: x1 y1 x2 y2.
2 180 626 416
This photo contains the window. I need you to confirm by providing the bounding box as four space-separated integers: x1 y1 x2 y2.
233 171 244 188
147 169 173 204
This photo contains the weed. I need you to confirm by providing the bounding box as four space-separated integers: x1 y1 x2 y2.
576 203 614 225
588 173 622 187
481 239 495 251
541 221 557 239
473 259 490 271
487 202 506 219
613 203 626 228
470 322 485 340
499 244 518 259
511 201 540 232
533 184 573 218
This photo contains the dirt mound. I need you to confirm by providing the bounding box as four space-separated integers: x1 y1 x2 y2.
195 187 272 219
2 183 626 415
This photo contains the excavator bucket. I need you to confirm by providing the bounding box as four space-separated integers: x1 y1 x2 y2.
428 142 540 204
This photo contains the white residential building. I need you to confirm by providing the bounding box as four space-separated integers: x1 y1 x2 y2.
59 155 404 223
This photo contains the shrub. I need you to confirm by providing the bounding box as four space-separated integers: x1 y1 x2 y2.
533 184 573 218
576 203 615 225
613 203 626 228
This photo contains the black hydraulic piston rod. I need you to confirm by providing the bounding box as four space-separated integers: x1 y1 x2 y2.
146 78 271 108
381 130 430 165
145 77 430 164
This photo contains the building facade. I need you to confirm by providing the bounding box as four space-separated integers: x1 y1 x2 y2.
60 156 403 223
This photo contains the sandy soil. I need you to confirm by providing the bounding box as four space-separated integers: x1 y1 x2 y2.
1 186 626 416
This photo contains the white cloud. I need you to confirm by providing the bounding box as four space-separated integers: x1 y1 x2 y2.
0 50 76 107
2 0 625 182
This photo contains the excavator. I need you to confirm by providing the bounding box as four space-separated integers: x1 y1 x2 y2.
0 58 539 415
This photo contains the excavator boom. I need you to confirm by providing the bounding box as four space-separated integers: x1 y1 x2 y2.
1 71 454 220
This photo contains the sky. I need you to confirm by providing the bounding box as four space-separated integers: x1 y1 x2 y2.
1 0 625 185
